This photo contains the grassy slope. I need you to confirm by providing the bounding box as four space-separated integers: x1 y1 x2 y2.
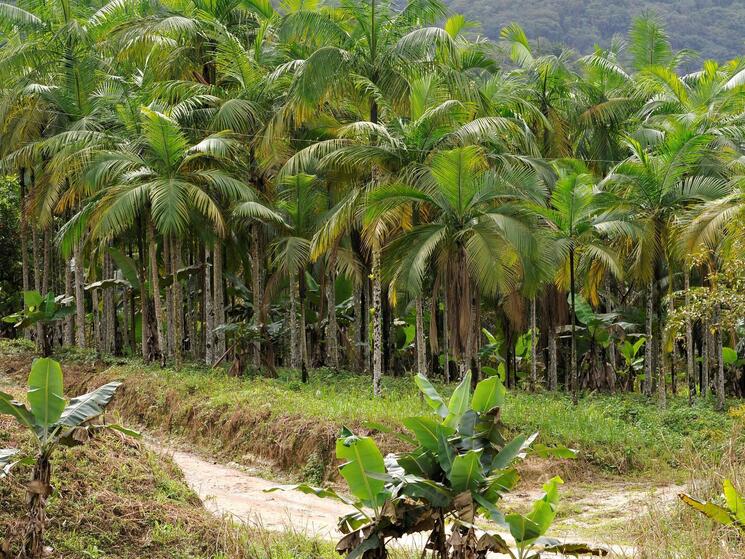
12 340 737 482
0 384 353 559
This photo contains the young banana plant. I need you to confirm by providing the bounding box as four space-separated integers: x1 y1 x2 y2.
269 372 606 559
0 358 136 559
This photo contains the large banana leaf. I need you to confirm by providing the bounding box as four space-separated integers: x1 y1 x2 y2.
414 374 448 418
492 432 538 469
0 391 36 432
444 371 471 428
336 431 386 507
449 449 484 491
56 381 123 429
471 375 506 413
27 358 66 432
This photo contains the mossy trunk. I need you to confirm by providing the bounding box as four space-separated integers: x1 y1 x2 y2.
372 246 382 397
73 242 86 349
204 247 214 365
416 296 427 377
148 221 165 363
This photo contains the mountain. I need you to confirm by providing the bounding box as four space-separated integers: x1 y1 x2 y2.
444 0 745 62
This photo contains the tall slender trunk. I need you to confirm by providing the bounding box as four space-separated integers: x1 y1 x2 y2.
290 273 301 369
164 236 174 357
715 306 725 411
352 284 363 371
569 248 578 404
684 266 695 404
204 247 214 365
443 287 450 383
64 259 74 346
148 221 165 362
20 174 31 340
416 296 427 377
548 325 558 390
42 227 50 295
122 286 130 355
73 242 86 348
702 323 710 398
92 288 103 354
171 236 183 369
530 297 537 390
326 252 339 369
103 250 115 354
644 279 654 396
372 246 383 396
250 225 263 369
32 226 43 344
213 241 226 358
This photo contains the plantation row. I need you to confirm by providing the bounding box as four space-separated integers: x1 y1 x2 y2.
2 0 745 407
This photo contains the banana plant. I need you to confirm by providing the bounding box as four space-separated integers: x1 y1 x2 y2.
270 372 604 559
0 358 136 559
680 479 745 533
3 291 75 356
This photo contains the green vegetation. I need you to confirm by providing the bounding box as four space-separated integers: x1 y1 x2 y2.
444 0 745 62
274 372 604 559
38 353 741 477
0 358 128 557
0 415 375 559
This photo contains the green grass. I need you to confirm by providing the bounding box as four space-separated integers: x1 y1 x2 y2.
2 338 740 477
57 357 743 477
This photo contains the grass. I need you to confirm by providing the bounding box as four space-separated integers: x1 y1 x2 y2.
1 338 742 478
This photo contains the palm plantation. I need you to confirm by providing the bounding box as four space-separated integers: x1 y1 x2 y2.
2 0 745 411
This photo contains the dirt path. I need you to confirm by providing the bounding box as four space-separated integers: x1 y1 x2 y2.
155 445 682 557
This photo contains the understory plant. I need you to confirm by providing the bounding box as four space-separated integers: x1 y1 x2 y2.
0 358 134 558
271 372 606 559
3 291 75 357
680 479 745 533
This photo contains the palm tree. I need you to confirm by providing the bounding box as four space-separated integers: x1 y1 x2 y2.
605 129 730 402
526 161 625 403
367 145 540 378
86 107 258 366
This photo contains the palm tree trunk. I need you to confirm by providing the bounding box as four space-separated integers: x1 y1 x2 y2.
213 241 226 358
164 236 174 357
644 279 654 396
148 221 165 362
73 242 86 349
715 306 725 411
204 247 214 365
569 247 578 404
443 288 450 383
703 323 710 398
548 324 557 390
171 236 183 369
42 227 50 295
326 252 339 369
251 224 263 369
64 259 74 346
684 266 695 404
103 250 115 354
530 297 537 390
372 245 383 397
290 272 301 369
416 295 427 377
32 226 42 345
352 283 363 371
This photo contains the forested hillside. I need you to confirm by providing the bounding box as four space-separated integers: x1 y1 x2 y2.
445 0 745 61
